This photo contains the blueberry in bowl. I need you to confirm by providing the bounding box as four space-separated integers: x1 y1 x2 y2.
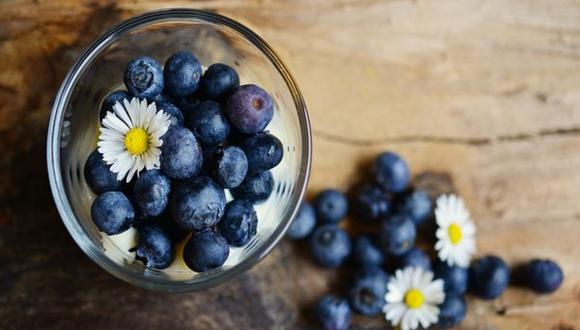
47 9 311 291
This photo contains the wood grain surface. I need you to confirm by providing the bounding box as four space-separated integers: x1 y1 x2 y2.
1 1 579 329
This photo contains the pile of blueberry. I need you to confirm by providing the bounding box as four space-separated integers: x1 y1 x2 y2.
85 51 284 272
287 152 564 330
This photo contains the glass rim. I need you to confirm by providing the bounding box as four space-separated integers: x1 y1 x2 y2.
46 8 312 292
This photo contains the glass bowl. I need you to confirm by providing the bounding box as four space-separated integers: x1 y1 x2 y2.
46 9 311 292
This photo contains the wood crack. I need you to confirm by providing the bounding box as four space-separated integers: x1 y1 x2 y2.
313 126 580 147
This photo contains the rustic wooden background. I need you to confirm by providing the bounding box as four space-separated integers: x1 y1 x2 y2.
1 0 579 329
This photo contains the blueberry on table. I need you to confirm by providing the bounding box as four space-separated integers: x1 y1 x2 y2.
170 176 226 231
240 132 283 174
231 171 274 204
198 63 240 101
160 126 203 180
379 214 416 256
217 200 258 247
213 146 248 189
186 100 230 145
124 56 164 99
84 149 123 194
397 247 432 270
286 202 317 240
314 189 349 225
315 294 352 330
372 151 410 193
132 170 171 218
395 189 432 225
351 183 390 222
91 191 135 235
469 255 510 300
99 90 130 120
163 51 202 97
434 261 469 295
131 223 175 269
183 229 230 272
348 267 389 315
226 84 274 134
524 259 564 294
309 225 351 268
352 235 384 267
438 294 467 328
156 101 184 127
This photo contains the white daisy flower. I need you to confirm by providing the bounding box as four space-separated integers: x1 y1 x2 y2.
434 194 476 267
98 98 171 182
383 267 445 330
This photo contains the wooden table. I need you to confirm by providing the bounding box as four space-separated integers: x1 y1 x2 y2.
1 1 579 329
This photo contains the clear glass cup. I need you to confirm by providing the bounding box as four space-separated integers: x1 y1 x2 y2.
46 9 311 292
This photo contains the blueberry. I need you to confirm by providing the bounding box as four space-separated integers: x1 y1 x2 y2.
397 247 431 270
352 235 384 267
173 95 200 119
438 294 467 328
314 189 349 225
227 126 252 145
469 255 510 299
395 189 432 225
186 100 230 145
379 214 416 256
132 170 171 218
348 267 389 315
226 84 274 134
132 210 188 243
351 183 390 222
163 51 202 97
434 261 469 295
200 144 219 176
524 259 564 294
131 223 174 269
198 63 240 101
150 92 174 104
286 202 317 240
170 176 226 231
100 90 130 120
157 101 184 126
84 149 123 194
217 200 258 247
183 229 230 272
231 171 274 204
213 146 248 189
153 212 189 243
373 152 410 193
160 126 203 180
240 132 283 173
309 225 351 268
315 295 352 330
124 56 164 99
91 191 135 235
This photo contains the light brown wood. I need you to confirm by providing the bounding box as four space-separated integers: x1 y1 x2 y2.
1 0 579 329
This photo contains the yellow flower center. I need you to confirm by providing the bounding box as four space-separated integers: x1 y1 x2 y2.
404 289 425 309
124 128 149 155
448 223 463 245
